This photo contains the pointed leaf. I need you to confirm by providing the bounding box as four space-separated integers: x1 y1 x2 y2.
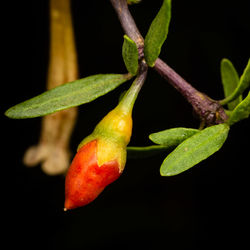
239 58 250 91
149 127 199 148
144 0 171 67
220 58 241 110
221 59 250 105
160 124 230 176
228 91 250 125
127 145 168 159
5 74 131 119
122 35 139 76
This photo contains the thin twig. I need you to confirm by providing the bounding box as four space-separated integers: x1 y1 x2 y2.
110 0 144 59
110 0 143 44
154 59 228 124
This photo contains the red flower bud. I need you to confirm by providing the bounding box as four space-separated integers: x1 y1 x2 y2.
64 72 146 210
64 140 121 210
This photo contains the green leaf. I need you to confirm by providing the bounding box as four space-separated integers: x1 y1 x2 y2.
127 145 168 159
228 91 250 125
5 74 131 119
221 58 250 105
122 35 139 76
149 127 199 148
144 0 171 67
160 124 230 176
220 58 241 110
127 0 141 5
239 58 250 90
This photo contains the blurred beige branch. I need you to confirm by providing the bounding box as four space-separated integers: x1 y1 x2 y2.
23 0 78 175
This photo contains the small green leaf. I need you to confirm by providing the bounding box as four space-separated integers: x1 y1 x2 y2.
122 35 139 76
5 74 131 119
160 124 230 176
239 58 250 90
149 127 199 148
228 91 250 125
144 0 171 67
220 58 241 110
221 59 250 105
127 145 168 159
127 0 141 5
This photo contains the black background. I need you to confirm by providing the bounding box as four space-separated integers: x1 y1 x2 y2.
3 0 250 249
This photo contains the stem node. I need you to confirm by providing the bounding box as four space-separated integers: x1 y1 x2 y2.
110 0 228 126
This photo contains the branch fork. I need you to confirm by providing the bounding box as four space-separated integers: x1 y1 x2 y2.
110 0 228 126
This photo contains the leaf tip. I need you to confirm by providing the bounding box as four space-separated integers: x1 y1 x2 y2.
160 168 174 177
4 107 15 119
148 133 153 141
221 57 229 64
123 34 131 42
148 61 156 68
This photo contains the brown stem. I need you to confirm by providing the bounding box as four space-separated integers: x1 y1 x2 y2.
110 0 228 125
110 0 144 59
154 59 228 125
23 0 78 175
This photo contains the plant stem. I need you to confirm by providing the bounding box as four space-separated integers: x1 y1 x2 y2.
110 0 144 58
154 59 228 124
119 60 148 113
110 0 228 125
154 58 198 102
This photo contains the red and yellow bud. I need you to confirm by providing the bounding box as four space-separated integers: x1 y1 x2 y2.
64 140 121 210
64 104 133 210
64 72 146 210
